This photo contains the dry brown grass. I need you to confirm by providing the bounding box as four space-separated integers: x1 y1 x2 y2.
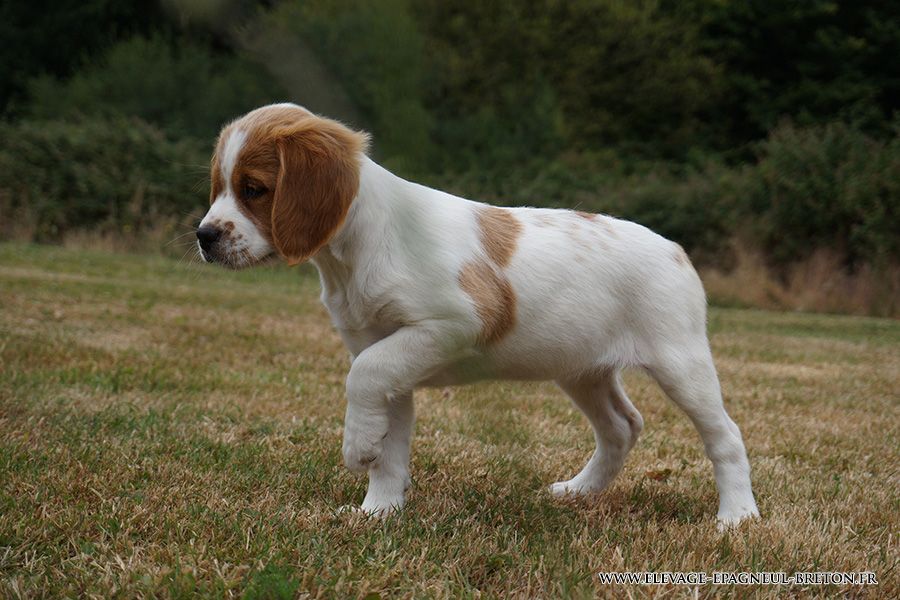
702 245 900 318
1 242 898 598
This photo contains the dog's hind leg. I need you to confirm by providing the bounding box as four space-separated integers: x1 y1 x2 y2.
550 370 643 496
646 342 759 528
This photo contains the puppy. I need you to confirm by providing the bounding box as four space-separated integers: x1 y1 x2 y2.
197 103 759 527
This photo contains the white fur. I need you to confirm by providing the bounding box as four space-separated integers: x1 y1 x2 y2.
221 129 246 194
199 194 272 267
201 110 760 527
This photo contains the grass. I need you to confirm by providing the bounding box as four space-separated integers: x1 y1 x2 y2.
0 242 897 598
700 245 900 319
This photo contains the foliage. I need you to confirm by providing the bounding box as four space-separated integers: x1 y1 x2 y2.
673 0 900 145
26 33 287 140
0 0 170 114
262 0 432 171
415 0 719 168
746 121 900 267
0 0 897 291
611 122 900 269
0 117 207 242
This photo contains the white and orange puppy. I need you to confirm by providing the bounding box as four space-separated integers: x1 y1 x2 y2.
197 103 759 527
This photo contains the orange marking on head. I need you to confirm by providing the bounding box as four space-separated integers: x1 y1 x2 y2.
269 118 368 264
458 260 516 344
477 207 522 268
210 105 369 265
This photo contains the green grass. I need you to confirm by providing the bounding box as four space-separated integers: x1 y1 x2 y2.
1 242 897 598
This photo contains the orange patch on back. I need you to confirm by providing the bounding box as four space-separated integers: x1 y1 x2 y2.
458 260 516 344
575 210 596 221
477 207 522 267
459 206 522 344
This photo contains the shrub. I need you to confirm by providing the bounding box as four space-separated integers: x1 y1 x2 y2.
603 166 743 267
257 0 433 173
26 33 286 140
0 116 208 242
604 122 900 269
416 0 719 168
745 122 900 268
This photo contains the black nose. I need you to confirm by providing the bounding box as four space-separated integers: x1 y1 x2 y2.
196 226 221 250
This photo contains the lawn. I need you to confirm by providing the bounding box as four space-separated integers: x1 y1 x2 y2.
1 242 897 598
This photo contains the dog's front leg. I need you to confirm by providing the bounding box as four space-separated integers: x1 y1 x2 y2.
359 391 413 515
341 326 448 514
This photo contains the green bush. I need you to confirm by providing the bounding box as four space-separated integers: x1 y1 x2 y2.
745 122 900 267
416 0 718 168
595 122 900 269
603 166 742 266
26 33 286 140
606 122 900 269
262 0 433 172
0 117 208 241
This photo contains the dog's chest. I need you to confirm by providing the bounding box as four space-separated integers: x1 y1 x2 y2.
318 278 406 357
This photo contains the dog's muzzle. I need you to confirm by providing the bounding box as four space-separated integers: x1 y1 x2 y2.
196 225 222 261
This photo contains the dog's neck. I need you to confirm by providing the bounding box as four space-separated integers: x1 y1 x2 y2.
310 156 413 296
315 156 404 261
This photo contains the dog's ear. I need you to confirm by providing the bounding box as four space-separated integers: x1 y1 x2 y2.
271 117 368 265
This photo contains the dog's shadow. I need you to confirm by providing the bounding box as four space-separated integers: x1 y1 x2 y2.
383 477 715 534
548 481 713 528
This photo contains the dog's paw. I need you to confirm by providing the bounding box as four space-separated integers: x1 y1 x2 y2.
548 478 604 498
337 497 403 520
360 494 404 517
716 505 760 531
342 417 387 473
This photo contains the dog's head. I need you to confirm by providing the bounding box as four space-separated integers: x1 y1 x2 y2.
197 103 368 268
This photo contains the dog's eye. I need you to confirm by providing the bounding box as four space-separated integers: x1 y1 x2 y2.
242 182 266 200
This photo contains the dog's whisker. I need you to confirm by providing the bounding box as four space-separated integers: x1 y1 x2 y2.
165 231 199 248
